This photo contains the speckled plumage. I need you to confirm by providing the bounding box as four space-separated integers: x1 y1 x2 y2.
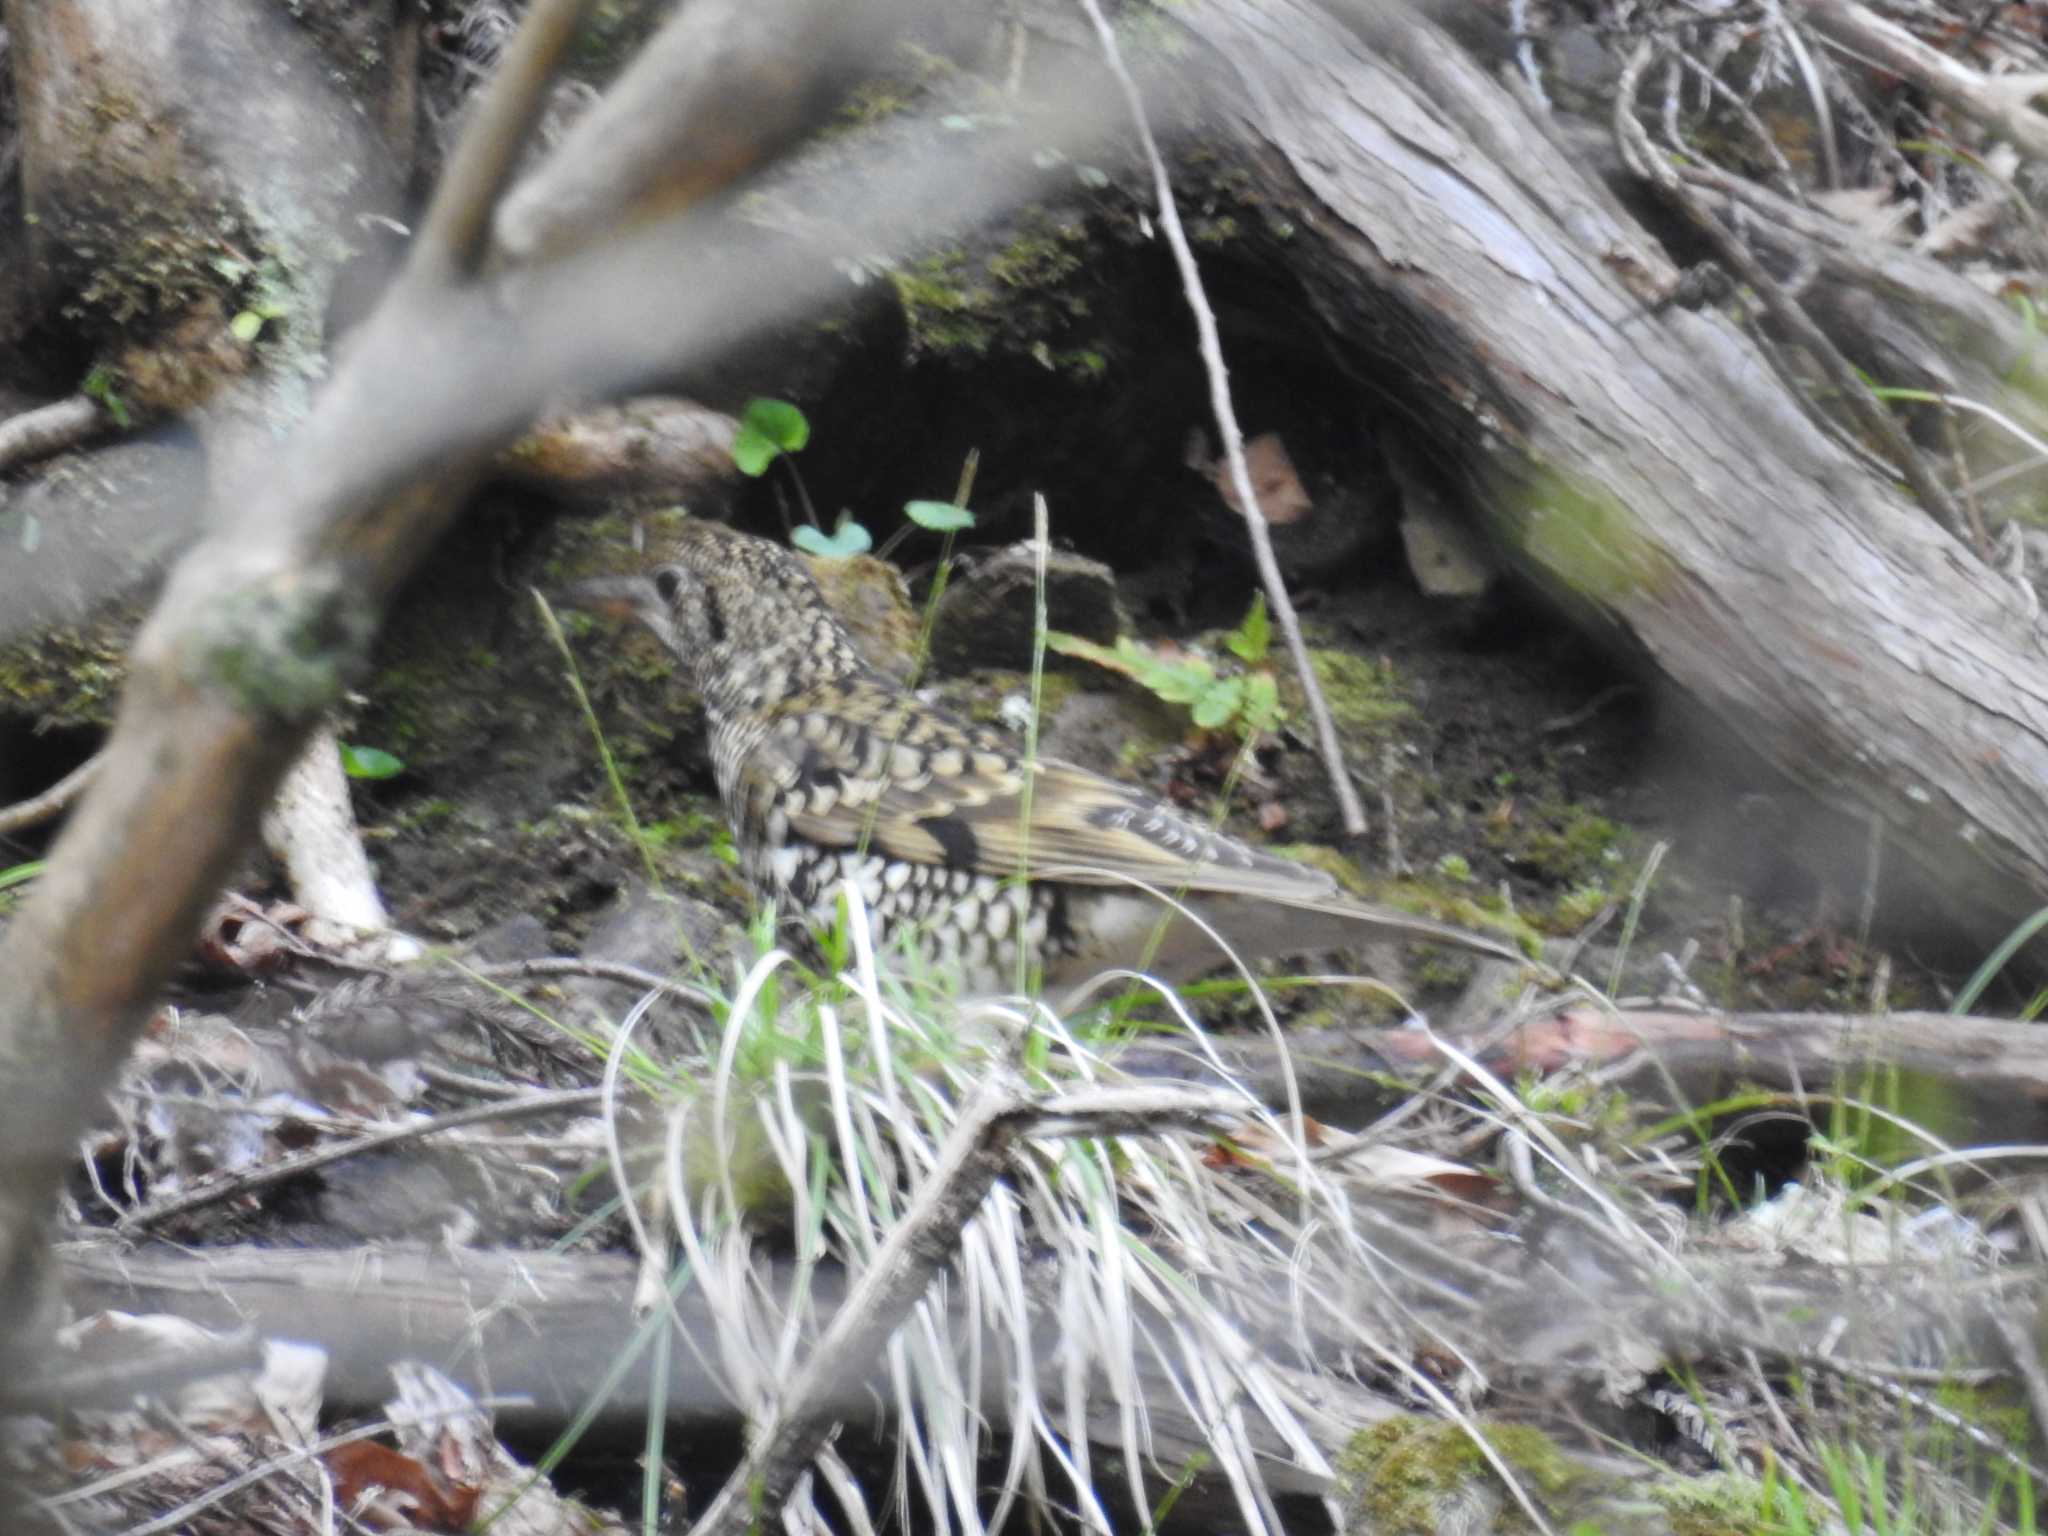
568 521 1527 999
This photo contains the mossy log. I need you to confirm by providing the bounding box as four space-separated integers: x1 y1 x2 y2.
1123 0 2048 946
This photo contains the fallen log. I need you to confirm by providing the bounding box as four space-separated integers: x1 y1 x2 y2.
1122 1004 2048 1143
1147 0 2048 943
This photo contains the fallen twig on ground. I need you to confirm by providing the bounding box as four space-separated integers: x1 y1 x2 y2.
1076 0 1371 842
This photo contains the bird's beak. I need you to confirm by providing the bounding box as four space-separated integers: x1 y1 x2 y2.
554 574 660 623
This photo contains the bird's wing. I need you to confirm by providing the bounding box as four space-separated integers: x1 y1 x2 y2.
752 684 1337 902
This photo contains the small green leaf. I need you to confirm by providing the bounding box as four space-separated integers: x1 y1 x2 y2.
230 310 265 343
1241 672 1282 735
1225 592 1270 662
731 426 777 476
1146 657 1215 707
740 397 809 452
339 743 405 780
731 426 778 476
81 366 131 428
904 499 975 532
791 515 873 559
1191 677 1244 730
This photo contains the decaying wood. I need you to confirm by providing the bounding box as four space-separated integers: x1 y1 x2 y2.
1121 1003 2048 1142
58 1242 1345 1523
54 1209 2030 1535
1801 0 2048 164
497 398 741 506
1164 0 2048 942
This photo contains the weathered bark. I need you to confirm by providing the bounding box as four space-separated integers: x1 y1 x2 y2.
1125 1004 2048 1143
56 1231 2022 1534
1159 1 2048 940
57 1244 1345 1531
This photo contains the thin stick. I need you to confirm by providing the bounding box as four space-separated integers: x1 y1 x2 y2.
1073 0 1369 840
0 751 103 836
406 0 601 285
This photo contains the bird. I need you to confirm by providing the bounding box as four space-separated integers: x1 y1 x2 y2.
563 520 1530 1004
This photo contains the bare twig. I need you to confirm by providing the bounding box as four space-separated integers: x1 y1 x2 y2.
1802 0 2048 164
686 1075 1034 1536
0 396 104 473
474 955 718 1007
1072 0 1370 841
0 750 103 837
1616 40 1968 542
117 1085 604 1234
407 0 602 286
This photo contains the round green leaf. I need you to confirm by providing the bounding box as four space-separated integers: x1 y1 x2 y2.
740 397 810 452
903 500 976 532
731 425 777 477
791 517 873 559
230 310 265 344
339 743 405 780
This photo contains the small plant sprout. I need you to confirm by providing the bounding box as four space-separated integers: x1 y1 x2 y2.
902 498 975 532
729 396 810 476
81 365 131 428
732 396 821 531
1049 592 1285 739
789 513 873 559
0 860 44 914
876 491 976 560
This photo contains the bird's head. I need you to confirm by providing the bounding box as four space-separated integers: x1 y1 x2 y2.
560 520 855 697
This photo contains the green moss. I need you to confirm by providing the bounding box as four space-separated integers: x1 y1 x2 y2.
1647 1471 1776 1536
1490 800 1628 889
1379 875 1545 958
1549 880 1611 932
0 621 135 729
1336 1417 1583 1535
837 77 924 128
392 797 457 832
1303 650 1412 741
889 249 996 358
1499 471 1678 606
885 216 1108 373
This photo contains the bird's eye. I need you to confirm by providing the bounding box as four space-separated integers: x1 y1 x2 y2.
652 566 686 604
